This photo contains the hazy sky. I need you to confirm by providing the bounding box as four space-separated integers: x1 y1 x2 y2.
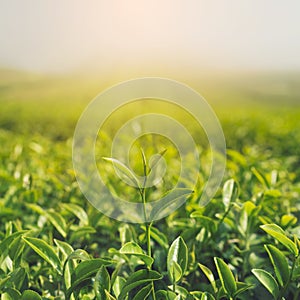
0 0 300 73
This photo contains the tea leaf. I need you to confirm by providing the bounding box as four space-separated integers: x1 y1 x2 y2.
261 224 298 256
214 257 237 296
252 269 279 298
22 236 62 274
167 236 188 283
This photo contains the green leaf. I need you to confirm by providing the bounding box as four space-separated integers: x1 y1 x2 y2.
190 214 217 233
120 242 154 267
9 267 27 291
260 224 299 256
94 266 111 300
54 239 74 258
0 275 11 291
22 236 62 274
170 260 182 283
119 224 137 246
172 285 194 299
222 179 239 209
281 214 297 228
104 290 117 300
46 210 67 238
67 249 90 262
155 290 177 300
21 290 42 300
118 269 162 300
54 239 75 289
238 206 248 235
25 203 45 215
150 188 193 221
167 236 188 283
67 258 114 297
0 230 27 265
198 263 217 293
140 225 168 249
1 288 21 300
234 282 254 297
264 244 289 287
214 257 237 296
69 226 96 243
60 203 89 226
251 167 270 188
199 292 215 300
102 157 140 188
252 269 279 299
149 149 167 170
140 147 148 178
132 283 152 300
112 276 126 298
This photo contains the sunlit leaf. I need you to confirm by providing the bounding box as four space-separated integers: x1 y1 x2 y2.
22 236 62 274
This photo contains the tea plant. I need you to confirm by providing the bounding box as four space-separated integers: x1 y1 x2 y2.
1 77 300 299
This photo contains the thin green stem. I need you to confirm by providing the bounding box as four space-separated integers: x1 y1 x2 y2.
146 222 153 257
139 149 156 300
218 203 233 228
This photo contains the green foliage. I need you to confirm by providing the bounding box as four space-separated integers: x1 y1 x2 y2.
1 74 300 299
214 257 237 297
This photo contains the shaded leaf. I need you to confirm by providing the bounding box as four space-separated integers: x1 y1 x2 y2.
67 258 114 297
94 266 111 300
252 269 279 299
132 283 152 300
118 269 162 300
264 244 289 287
21 290 42 300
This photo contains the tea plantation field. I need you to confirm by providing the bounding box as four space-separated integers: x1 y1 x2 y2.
0 70 300 299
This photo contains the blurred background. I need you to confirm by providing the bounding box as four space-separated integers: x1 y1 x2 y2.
0 0 300 151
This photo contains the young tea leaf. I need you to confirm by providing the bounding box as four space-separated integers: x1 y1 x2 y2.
120 241 154 267
222 179 239 209
260 224 299 256
214 257 237 297
112 276 126 298
251 167 270 188
102 157 140 188
22 236 62 274
167 236 188 283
